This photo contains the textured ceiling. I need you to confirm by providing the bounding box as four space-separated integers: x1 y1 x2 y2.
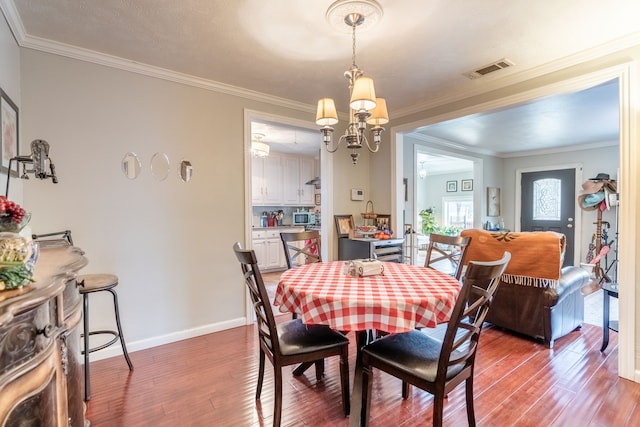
3 0 639 157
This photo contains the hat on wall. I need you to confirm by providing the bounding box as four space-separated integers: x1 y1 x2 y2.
578 191 606 211
589 173 610 181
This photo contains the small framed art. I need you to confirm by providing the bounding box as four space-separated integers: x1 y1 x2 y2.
461 179 473 191
446 181 457 192
0 89 19 177
487 187 501 216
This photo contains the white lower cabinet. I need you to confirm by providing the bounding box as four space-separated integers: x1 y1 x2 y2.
252 227 305 271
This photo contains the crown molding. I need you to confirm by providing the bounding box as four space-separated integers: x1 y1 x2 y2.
394 31 640 119
406 131 618 159
1 0 315 115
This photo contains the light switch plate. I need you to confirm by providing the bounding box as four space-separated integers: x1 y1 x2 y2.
351 188 364 201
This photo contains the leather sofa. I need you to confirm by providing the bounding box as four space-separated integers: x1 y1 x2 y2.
480 266 589 348
460 229 590 348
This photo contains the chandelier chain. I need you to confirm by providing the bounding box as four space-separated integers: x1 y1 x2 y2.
351 22 357 67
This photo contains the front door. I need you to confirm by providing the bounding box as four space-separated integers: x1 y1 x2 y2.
521 168 575 266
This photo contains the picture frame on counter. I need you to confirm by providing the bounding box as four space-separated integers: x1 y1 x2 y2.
0 89 19 177
334 214 354 238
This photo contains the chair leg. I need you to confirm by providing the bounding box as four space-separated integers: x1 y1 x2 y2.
292 361 313 376
360 364 373 427
314 359 325 380
82 293 91 401
340 350 350 416
274 366 283 427
256 349 265 400
108 289 134 371
465 376 477 427
433 392 444 427
401 380 409 399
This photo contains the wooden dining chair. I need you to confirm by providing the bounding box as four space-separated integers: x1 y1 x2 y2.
232 242 350 427
280 230 325 374
424 233 472 280
360 252 511 427
280 230 322 269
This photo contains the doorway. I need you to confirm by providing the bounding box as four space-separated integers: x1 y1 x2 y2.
392 67 636 380
520 167 577 266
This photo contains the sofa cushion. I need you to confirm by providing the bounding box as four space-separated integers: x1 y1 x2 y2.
461 229 565 288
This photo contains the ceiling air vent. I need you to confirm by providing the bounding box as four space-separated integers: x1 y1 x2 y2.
464 58 515 79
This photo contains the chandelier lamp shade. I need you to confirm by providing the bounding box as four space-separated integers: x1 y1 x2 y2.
251 133 270 158
315 0 389 165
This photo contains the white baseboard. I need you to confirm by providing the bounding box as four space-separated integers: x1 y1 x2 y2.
84 316 248 362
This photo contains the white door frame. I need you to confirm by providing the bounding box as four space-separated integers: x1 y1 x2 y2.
390 63 637 381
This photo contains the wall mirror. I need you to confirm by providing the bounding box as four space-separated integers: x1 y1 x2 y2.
150 152 170 181
121 152 142 180
178 160 193 182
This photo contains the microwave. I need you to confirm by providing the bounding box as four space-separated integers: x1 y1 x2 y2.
292 211 316 226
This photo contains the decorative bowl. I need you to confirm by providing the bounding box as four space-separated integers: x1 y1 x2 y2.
0 212 31 233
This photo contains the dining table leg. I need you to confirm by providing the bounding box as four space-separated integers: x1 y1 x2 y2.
347 330 371 426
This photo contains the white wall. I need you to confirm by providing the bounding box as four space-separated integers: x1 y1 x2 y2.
19 49 328 354
0 15 23 202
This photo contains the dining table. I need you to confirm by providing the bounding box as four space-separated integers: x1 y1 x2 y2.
274 260 461 335
274 260 462 426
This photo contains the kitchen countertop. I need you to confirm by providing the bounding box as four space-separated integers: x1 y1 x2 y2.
252 225 305 230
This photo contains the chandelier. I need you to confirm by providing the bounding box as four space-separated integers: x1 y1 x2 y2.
251 133 270 158
418 162 427 179
315 0 389 165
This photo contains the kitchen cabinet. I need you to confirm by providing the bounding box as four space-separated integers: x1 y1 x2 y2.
252 153 284 205
283 155 316 206
252 227 305 271
338 237 404 263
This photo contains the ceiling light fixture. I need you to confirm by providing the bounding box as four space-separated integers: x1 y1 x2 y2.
418 162 427 179
251 133 270 158
315 0 389 165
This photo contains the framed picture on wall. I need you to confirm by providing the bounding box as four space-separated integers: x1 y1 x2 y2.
446 180 457 192
487 187 501 216
461 179 473 191
0 89 19 177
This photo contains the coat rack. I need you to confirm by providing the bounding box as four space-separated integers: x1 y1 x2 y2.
578 173 618 288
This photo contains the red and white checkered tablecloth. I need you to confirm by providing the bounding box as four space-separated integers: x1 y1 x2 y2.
274 261 461 334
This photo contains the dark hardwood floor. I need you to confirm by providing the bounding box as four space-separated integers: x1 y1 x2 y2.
84 317 637 426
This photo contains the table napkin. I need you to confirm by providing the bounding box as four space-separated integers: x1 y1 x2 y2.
352 259 384 277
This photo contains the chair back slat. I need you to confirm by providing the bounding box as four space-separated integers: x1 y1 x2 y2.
233 242 280 356
424 233 472 279
280 231 321 269
438 252 510 379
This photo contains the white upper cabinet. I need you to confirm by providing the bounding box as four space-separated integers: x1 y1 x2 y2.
252 153 284 205
283 155 316 205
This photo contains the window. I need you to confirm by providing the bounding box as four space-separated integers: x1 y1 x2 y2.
532 178 561 221
442 196 473 230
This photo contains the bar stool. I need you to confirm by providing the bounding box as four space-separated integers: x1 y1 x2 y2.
78 273 134 401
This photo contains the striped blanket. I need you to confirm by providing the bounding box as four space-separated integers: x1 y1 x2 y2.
461 229 565 288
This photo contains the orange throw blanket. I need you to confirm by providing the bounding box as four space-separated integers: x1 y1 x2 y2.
461 229 565 288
